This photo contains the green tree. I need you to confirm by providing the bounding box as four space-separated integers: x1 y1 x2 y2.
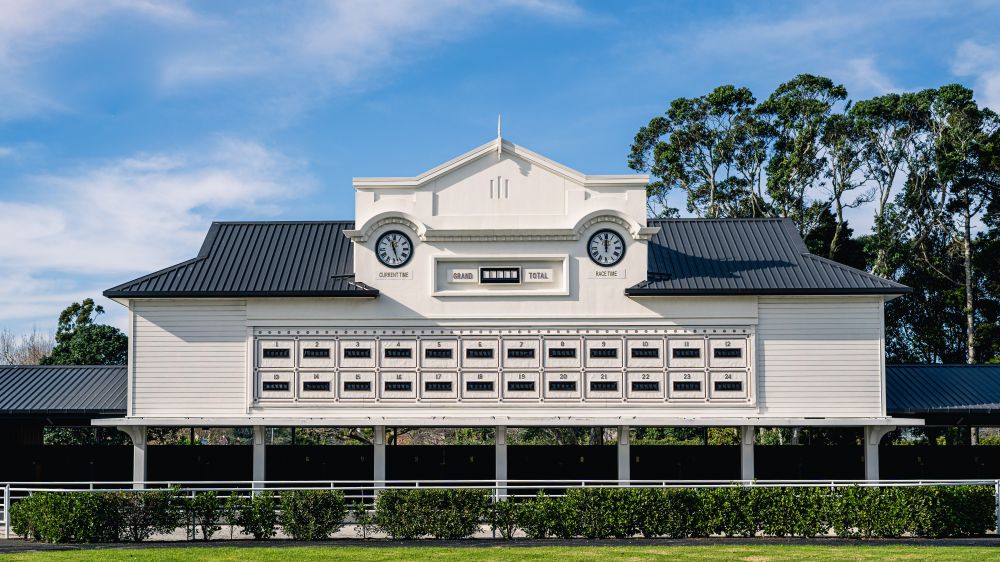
819 110 873 259
758 74 847 237
629 85 759 218
896 86 998 363
41 298 127 365
850 93 918 278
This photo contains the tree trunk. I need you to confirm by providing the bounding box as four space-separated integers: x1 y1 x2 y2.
830 199 844 260
964 209 975 364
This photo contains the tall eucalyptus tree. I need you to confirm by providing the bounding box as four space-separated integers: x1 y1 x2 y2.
629 85 758 218
757 74 847 237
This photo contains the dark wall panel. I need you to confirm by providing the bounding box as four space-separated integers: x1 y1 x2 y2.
386 445 494 482
266 445 373 482
147 445 252 482
755 445 864 480
881 445 1000 479
631 445 740 480
1 446 132 482
508 445 617 481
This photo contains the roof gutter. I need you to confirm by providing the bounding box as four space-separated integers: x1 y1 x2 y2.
102 289 380 299
625 287 913 297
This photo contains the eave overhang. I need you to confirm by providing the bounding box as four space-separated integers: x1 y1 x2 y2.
95 415 922 428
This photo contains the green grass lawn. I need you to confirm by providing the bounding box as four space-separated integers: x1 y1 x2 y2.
8 545 1000 562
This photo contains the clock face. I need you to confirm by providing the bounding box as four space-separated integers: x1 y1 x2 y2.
375 231 413 268
587 229 626 267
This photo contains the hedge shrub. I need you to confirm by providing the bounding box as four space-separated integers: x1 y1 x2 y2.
503 485 995 540
374 489 490 539
116 490 182 542
632 488 704 538
227 492 279 540
488 499 519 539
185 491 227 540
10 491 121 543
11 490 180 543
10 484 997 543
278 490 347 540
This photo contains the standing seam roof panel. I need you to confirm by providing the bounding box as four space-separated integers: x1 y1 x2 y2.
104 221 377 297
630 218 909 295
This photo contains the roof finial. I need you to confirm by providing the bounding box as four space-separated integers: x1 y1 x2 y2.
497 113 502 160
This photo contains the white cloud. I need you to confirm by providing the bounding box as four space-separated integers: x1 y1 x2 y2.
842 57 896 96
0 0 585 120
159 0 584 107
632 0 953 101
0 0 198 119
0 137 311 328
953 40 1000 111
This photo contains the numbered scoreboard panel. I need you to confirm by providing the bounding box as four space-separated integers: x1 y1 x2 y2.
251 327 753 406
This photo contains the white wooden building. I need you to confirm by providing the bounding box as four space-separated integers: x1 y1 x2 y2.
99 136 917 484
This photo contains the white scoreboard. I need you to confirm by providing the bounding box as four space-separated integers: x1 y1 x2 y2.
252 327 753 407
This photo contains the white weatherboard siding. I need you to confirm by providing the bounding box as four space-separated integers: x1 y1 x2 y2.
756 297 883 417
132 300 247 416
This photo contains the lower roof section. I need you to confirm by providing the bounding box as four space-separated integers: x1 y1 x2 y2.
0 365 126 418
94 414 920 428
886 364 1000 425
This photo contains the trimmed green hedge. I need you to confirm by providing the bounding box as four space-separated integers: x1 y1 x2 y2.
227 492 278 540
501 486 996 539
11 490 181 543
374 488 490 539
279 490 347 540
10 485 996 543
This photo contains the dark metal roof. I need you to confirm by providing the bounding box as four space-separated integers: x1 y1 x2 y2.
104 221 378 298
0 365 126 416
627 218 910 296
107 217 905 298
887 364 1000 417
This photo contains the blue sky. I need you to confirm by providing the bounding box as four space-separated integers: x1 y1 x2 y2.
1 0 999 333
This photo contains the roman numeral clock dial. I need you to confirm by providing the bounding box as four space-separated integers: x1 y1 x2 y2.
587 229 626 267
375 231 413 268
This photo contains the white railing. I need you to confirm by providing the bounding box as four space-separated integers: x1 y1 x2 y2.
3 478 999 540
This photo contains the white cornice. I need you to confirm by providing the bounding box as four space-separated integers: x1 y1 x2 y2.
346 225 660 243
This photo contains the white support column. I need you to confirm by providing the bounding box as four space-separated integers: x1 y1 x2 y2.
118 426 146 489
252 426 266 491
740 426 755 481
495 425 507 498
374 425 386 488
864 425 895 481
617 425 630 485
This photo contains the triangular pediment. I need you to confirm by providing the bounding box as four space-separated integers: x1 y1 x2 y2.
354 139 643 189
351 138 649 235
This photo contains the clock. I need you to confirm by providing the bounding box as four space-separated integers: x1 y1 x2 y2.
587 229 626 267
375 230 413 268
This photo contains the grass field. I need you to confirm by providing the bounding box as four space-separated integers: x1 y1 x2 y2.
8 545 1000 562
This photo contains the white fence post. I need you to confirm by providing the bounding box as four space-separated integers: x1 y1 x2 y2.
3 483 9 539
995 479 1000 533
